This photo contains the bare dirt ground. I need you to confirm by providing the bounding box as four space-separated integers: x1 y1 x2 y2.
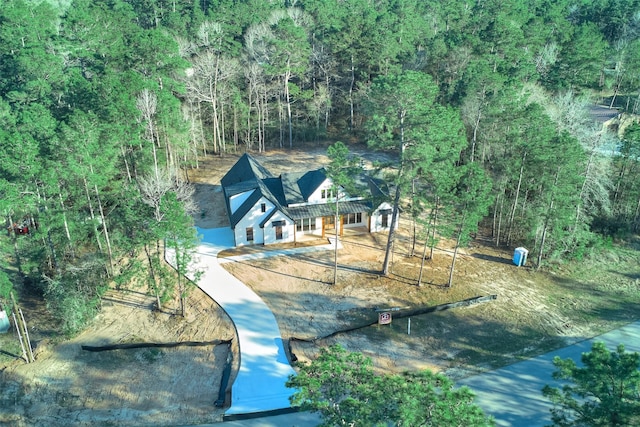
1 289 235 427
2 145 639 426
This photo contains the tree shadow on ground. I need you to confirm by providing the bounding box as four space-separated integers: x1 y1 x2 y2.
472 253 514 265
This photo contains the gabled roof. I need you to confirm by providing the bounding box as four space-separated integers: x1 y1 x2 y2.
280 168 327 205
221 153 290 229
221 153 274 188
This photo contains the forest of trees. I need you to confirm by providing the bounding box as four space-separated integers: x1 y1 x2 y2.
1 0 640 332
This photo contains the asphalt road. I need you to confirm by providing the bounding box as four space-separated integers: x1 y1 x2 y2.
459 320 640 426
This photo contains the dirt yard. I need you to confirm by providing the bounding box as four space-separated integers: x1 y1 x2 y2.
2 145 639 426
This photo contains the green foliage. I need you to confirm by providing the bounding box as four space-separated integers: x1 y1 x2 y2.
0 0 638 334
287 344 494 427
542 342 640 427
0 269 13 302
42 257 108 335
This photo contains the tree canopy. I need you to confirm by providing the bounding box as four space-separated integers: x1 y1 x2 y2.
1 0 640 330
542 342 640 427
287 344 494 427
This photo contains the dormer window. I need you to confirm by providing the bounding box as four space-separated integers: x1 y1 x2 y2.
321 188 334 199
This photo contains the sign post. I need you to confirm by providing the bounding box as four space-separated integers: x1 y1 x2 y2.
378 311 392 325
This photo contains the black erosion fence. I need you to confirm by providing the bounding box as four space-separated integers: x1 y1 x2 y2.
288 295 498 362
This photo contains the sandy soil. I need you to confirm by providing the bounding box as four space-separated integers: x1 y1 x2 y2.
1 287 235 427
1 145 634 426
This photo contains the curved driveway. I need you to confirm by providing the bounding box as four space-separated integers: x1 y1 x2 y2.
168 227 297 415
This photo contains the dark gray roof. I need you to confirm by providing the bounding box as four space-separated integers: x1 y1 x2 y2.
296 169 327 201
280 168 327 204
263 177 287 206
221 153 274 188
221 154 287 228
220 154 390 229
259 208 288 228
588 105 620 124
286 200 373 220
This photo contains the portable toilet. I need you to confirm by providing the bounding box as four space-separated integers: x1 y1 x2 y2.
0 310 9 333
513 247 529 267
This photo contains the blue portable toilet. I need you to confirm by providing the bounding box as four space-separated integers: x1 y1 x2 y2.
513 247 528 267
0 310 9 333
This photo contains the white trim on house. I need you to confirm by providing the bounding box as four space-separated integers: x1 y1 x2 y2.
232 196 279 246
221 154 397 247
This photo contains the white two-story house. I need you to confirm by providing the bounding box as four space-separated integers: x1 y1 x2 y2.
220 153 396 247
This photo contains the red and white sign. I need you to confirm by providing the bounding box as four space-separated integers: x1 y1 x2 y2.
378 312 392 325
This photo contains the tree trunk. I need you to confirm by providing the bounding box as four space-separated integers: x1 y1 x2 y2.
536 170 559 269
429 200 439 260
349 54 355 132
447 210 467 287
94 183 114 277
382 183 402 276
83 177 103 253
470 105 482 163
58 192 74 258
382 111 406 276
417 210 434 287
333 198 339 285
410 179 417 257
144 244 162 311
285 66 293 149
496 193 504 247
506 151 526 245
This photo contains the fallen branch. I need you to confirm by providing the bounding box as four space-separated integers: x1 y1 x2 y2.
81 339 233 352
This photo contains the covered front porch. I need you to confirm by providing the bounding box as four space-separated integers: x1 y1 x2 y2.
289 201 372 244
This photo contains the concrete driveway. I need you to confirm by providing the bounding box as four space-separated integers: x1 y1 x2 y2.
168 227 297 415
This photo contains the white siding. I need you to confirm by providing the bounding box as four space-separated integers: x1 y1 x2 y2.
263 211 295 245
233 197 276 246
306 178 334 204
370 202 397 233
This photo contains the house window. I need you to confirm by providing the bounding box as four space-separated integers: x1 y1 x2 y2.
381 214 388 228
321 188 335 199
261 203 266 213
275 225 283 240
246 227 254 242
297 218 317 232
345 212 362 224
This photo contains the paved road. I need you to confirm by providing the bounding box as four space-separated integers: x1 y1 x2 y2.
459 320 640 426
